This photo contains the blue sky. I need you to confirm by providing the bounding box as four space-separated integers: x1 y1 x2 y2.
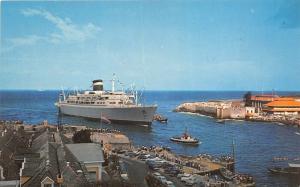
1 1 300 91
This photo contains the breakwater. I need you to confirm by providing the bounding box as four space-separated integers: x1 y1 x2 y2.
173 100 246 119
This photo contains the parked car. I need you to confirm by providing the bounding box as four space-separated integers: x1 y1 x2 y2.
185 178 195 186
138 154 150 160
121 173 129 180
165 181 175 187
177 173 184 178
164 168 180 176
153 172 161 177
181 174 192 183
158 176 167 183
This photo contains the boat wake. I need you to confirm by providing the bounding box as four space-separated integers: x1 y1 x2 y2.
179 112 214 118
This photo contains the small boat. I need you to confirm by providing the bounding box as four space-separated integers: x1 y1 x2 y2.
268 163 300 175
100 116 111 124
216 119 225 124
220 168 235 181
170 128 200 144
153 114 168 123
295 132 300 136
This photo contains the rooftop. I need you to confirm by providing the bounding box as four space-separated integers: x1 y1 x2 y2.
65 143 104 163
265 100 300 107
251 95 279 102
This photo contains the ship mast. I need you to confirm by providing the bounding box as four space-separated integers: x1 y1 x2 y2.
111 73 116 92
61 86 66 101
135 90 138 105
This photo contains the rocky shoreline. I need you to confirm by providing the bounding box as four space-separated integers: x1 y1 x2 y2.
174 102 300 127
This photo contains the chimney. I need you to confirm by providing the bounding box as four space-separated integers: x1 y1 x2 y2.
57 174 63 184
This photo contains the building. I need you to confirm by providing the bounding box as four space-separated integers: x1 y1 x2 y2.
250 95 279 113
245 107 256 117
230 100 246 119
20 130 91 187
263 98 300 115
90 132 131 152
0 122 107 187
65 143 104 181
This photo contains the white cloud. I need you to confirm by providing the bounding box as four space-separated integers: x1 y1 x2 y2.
21 8 101 43
2 9 101 52
2 35 45 53
9 35 44 46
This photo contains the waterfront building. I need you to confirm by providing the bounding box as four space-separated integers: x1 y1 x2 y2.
230 100 246 119
250 95 279 113
245 107 256 117
263 98 300 115
90 132 131 152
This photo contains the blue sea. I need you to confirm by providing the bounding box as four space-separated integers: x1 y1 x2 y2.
1 90 300 186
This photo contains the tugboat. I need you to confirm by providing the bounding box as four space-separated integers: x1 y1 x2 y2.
268 163 300 175
170 128 200 144
153 114 168 123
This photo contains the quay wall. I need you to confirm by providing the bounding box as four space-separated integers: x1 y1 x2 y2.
174 102 236 119
196 105 218 117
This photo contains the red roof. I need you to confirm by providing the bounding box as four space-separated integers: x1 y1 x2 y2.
274 97 294 101
265 100 300 107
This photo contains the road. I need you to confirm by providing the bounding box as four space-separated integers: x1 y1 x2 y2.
121 157 149 187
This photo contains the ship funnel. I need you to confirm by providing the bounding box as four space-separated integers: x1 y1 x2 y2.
92 80 103 91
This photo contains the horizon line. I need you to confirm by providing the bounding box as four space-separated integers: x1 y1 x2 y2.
0 89 300 92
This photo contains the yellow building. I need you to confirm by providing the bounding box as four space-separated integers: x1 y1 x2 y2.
264 98 300 115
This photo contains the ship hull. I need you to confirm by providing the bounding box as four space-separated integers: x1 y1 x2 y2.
57 103 157 126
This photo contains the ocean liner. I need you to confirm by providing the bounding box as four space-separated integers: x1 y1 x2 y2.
55 78 157 125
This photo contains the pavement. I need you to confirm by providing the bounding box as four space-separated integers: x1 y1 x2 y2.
120 155 186 187
121 156 149 187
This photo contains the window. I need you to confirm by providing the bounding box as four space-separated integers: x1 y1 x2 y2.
41 176 54 187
